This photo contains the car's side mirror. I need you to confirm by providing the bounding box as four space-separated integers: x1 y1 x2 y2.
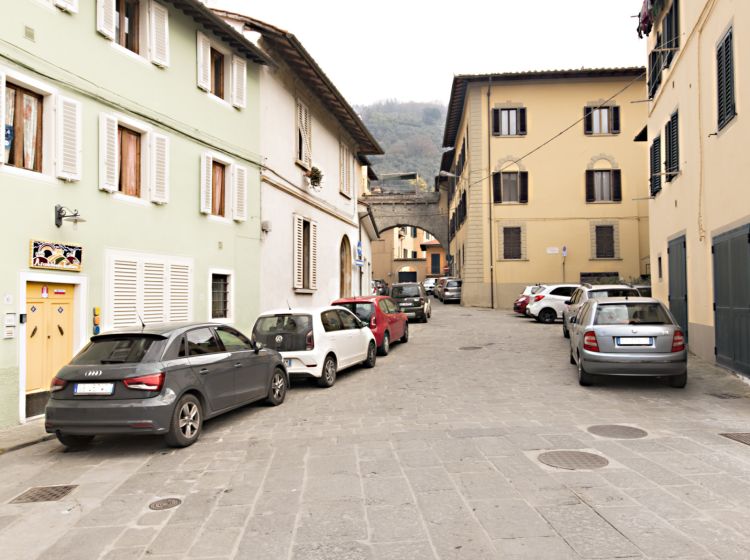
252 341 264 354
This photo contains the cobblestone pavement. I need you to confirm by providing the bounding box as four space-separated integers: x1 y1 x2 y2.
3 302 750 559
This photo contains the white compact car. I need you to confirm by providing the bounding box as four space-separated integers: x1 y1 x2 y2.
252 307 377 387
525 284 580 323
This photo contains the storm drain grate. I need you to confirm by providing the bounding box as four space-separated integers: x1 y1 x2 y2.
709 393 742 400
149 498 182 511
538 450 609 471
459 346 483 351
720 433 750 446
10 485 77 504
587 425 648 439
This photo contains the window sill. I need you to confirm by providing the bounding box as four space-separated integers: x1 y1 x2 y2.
295 160 311 172
492 134 526 138
493 202 527 205
585 133 619 137
0 165 55 184
112 192 150 206
294 288 315 295
339 191 352 200
207 93 237 110
498 258 528 262
207 214 233 225
586 201 621 204
591 257 622 261
110 42 152 67
208 317 232 324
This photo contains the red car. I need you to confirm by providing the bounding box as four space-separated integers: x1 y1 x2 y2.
331 296 408 356
514 295 531 315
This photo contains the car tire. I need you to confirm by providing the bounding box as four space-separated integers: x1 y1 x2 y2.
669 372 687 388
563 324 570 338
318 355 337 388
569 351 576 365
56 433 94 449
378 332 390 356
538 308 556 323
401 323 409 343
266 368 287 406
364 341 377 368
578 359 593 386
165 394 203 448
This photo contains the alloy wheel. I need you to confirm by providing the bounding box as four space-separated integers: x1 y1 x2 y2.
178 402 200 439
272 372 285 400
325 359 336 383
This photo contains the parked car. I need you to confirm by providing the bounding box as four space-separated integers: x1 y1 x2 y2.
372 279 389 296
562 284 641 338
390 282 430 322
526 284 579 323
45 323 288 449
252 306 376 388
422 277 437 295
434 277 450 301
441 279 462 303
633 284 652 297
568 297 687 387
332 296 408 356
513 285 543 315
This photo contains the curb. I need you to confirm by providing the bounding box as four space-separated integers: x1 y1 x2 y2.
0 434 56 456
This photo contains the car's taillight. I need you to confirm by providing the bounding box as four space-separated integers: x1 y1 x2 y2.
534 295 545 302
305 330 314 351
671 330 685 352
419 297 424 305
50 377 67 392
370 315 377 329
123 373 164 391
583 331 600 352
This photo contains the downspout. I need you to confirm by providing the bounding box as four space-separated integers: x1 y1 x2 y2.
487 77 495 308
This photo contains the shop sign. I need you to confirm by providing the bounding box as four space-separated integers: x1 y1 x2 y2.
30 240 83 272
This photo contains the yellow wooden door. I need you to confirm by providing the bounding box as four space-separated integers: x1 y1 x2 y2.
49 302 73 383
25 300 49 393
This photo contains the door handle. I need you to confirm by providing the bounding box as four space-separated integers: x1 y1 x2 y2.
30 326 37 338
199 368 209 374
233 363 243 368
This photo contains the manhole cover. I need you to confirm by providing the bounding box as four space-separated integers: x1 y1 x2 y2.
459 346 482 351
149 498 182 511
720 433 750 446
587 425 648 439
10 485 77 504
538 451 609 470
709 393 742 400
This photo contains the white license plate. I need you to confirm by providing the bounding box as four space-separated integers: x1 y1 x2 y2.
285 359 293 367
74 383 114 395
617 337 653 346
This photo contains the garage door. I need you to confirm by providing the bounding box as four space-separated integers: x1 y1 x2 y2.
713 225 750 375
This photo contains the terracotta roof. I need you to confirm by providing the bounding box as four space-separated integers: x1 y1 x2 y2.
213 10 383 156
443 67 646 148
420 239 442 250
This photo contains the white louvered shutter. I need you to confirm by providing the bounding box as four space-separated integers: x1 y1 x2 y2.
142 261 166 324
293 215 304 289
96 0 116 40
303 105 312 167
339 143 345 193
99 113 118 192
56 97 82 181
150 2 170 68
150 133 169 204
232 165 248 221
310 220 318 290
168 263 191 322
111 257 139 328
54 0 78 13
196 32 211 91
231 56 247 109
0 72 5 167
199 153 212 213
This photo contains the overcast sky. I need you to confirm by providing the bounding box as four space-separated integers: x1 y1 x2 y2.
207 0 647 106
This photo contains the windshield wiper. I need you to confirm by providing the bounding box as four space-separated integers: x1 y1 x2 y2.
100 359 126 364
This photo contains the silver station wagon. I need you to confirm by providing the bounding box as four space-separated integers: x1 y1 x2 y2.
45 323 288 448
568 298 687 387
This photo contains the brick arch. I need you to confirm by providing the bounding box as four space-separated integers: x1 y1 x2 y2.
365 190 449 249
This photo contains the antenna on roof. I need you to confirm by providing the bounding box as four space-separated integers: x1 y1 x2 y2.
135 309 146 330
286 299 292 311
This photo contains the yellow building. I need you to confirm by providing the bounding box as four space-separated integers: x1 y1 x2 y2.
372 227 441 284
441 68 650 308
641 0 749 372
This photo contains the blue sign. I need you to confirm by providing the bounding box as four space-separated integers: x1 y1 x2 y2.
356 241 363 260
354 259 365 267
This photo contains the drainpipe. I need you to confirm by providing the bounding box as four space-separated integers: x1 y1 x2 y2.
487 77 495 309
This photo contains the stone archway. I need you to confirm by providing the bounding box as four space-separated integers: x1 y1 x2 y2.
340 236 352 297
364 190 449 249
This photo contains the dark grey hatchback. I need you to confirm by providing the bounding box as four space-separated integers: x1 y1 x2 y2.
45 323 288 449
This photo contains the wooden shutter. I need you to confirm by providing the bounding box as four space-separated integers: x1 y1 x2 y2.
150 2 170 68
199 153 213 213
491 109 500 135
310 220 318 290
142 261 166 324
56 96 82 181
585 170 595 202
650 136 661 196
150 133 169 203
612 170 622 201
196 32 211 91
596 226 615 259
492 173 501 203
231 55 247 109
723 31 735 125
519 172 529 203
168 263 191 322
669 111 679 179
99 113 118 192
296 101 311 167
96 0 116 40
111 257 139 328
293 215 304 289
517 108 527 135
504 227 522 260
611 106 621 134
232 164 248 221
0 72 4 166
583 108 593 135
54 0 78 13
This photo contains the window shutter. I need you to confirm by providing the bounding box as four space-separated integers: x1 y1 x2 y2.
611 106 621 134
492 109 500 135
293 215 304 289
150 2 170 68
310 220 318 290
96 0 116 40
650 136 662 196
519 172 529 203
99 113 118 192
303 106 312 167
168 263 191 322
670 111 679 177
232 165 248 221
612 170 622 201
196 32 211 91
111 257 139 329
150 133 169 203
724 32 735 123
0 72 4 166
56 96 82 181
492 173 501 203
517 108 527 135
585 170 595 202
583 107 593 135
231 55 247 109
142 261 166 324
54 0 78 13
199 153 213 213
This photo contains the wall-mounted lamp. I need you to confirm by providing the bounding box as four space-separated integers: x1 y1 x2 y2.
55 205 86 228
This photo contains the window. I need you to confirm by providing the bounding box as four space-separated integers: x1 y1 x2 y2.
199 153 248 220
215 327 252 351
658 255 663 279
492 108 527 136
339 141 353 197
411 251 417 259
2 83 43 172
503 227 522 260
663 0 680 68
296 100 311 168
210 48 224 99
717 28 736 130
97 0 170 66
584 106 620 135
187 328 221 356
550 287 576 297
650 136 662 196
115 0 140 53
403 249 408 258
411 227 417 238
196 32 246 108
595 225 616 259
293 215 318 290
585 170 622 202
321 310 342 332
211 272 230 320
665 111 679 182
211 160 226 216
118 125 141 197
492 171 528 203
648 32 663 98
337 309 358 330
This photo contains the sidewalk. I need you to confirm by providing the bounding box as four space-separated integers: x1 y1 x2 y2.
0 417 53 455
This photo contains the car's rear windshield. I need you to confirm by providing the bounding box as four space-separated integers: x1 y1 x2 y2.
336 303 374 322
71 336 160 365
447 280 462 288
254 314 312 335
531 285 543 294
589 289 640 299
594 303 671 325
391 285 420 297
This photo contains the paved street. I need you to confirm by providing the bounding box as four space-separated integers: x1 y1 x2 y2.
3 303 750 559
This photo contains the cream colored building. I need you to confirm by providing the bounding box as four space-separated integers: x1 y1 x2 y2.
372 227 439 284
441 68 650 309
641 0 749 372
